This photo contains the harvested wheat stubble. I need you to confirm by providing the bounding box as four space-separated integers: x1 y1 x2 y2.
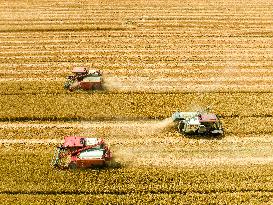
1 119 273 168
1 67 273 93
2 145 273 204
2 137 273 166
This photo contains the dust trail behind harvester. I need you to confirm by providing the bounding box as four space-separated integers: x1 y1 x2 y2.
78 118 176 167
102 76 126 91
133 117 175 136
79 117 175 138
100 68 273 93
153 117 175 133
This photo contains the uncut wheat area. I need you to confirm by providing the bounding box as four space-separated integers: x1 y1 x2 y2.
0 0 273 204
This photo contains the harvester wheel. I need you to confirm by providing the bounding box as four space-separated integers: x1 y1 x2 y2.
93 83 102 90
178 121 185 133
68 162 77 170
107 160 122 168
64 81 71 89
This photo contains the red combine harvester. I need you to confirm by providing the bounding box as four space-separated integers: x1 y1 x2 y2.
52 136 112 169
64 67 103 91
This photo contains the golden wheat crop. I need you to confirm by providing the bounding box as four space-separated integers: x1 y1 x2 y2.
0 93 272 120
1 0 273 203
0 124 81 140
1 192 273 204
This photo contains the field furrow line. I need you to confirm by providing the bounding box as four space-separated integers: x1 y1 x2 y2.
0 139 62 144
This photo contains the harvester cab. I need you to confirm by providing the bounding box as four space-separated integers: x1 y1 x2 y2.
172 110 223 136
64 67 103 91
52 136 112 169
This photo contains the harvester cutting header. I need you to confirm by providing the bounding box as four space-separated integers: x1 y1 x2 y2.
172 109 223 136
64 67 103 91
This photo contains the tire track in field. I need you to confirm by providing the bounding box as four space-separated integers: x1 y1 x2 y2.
114 134 273 167
2 68 273 74
103 67 273 92
103 76 273 92
0 77 63 82
0 139 62 144
3 189 273 196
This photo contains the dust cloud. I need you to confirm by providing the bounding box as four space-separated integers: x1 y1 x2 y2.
79 118 175 138
153 117 175 132
102 77 125 91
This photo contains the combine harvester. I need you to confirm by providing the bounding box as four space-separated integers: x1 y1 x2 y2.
64 67 103 91
172 109 224 136
52 136 112 169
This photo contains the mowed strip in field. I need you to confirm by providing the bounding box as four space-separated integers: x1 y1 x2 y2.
0 0 273 203
1 120 273 167
1 68 273 93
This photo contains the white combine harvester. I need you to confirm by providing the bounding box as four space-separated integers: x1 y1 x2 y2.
172 109 224 136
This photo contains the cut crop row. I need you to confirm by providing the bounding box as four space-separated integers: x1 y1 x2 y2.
1 145 273 204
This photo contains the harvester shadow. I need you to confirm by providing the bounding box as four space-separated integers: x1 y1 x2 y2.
69 87 107 94
59 160 124 172
182 133 225 140
105 160 123 169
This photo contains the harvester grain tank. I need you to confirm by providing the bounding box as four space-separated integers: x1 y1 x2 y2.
64 67 103 91
52 136 112 169
172 110 223 135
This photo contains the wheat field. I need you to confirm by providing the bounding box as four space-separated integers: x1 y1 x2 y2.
0 0 273 204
